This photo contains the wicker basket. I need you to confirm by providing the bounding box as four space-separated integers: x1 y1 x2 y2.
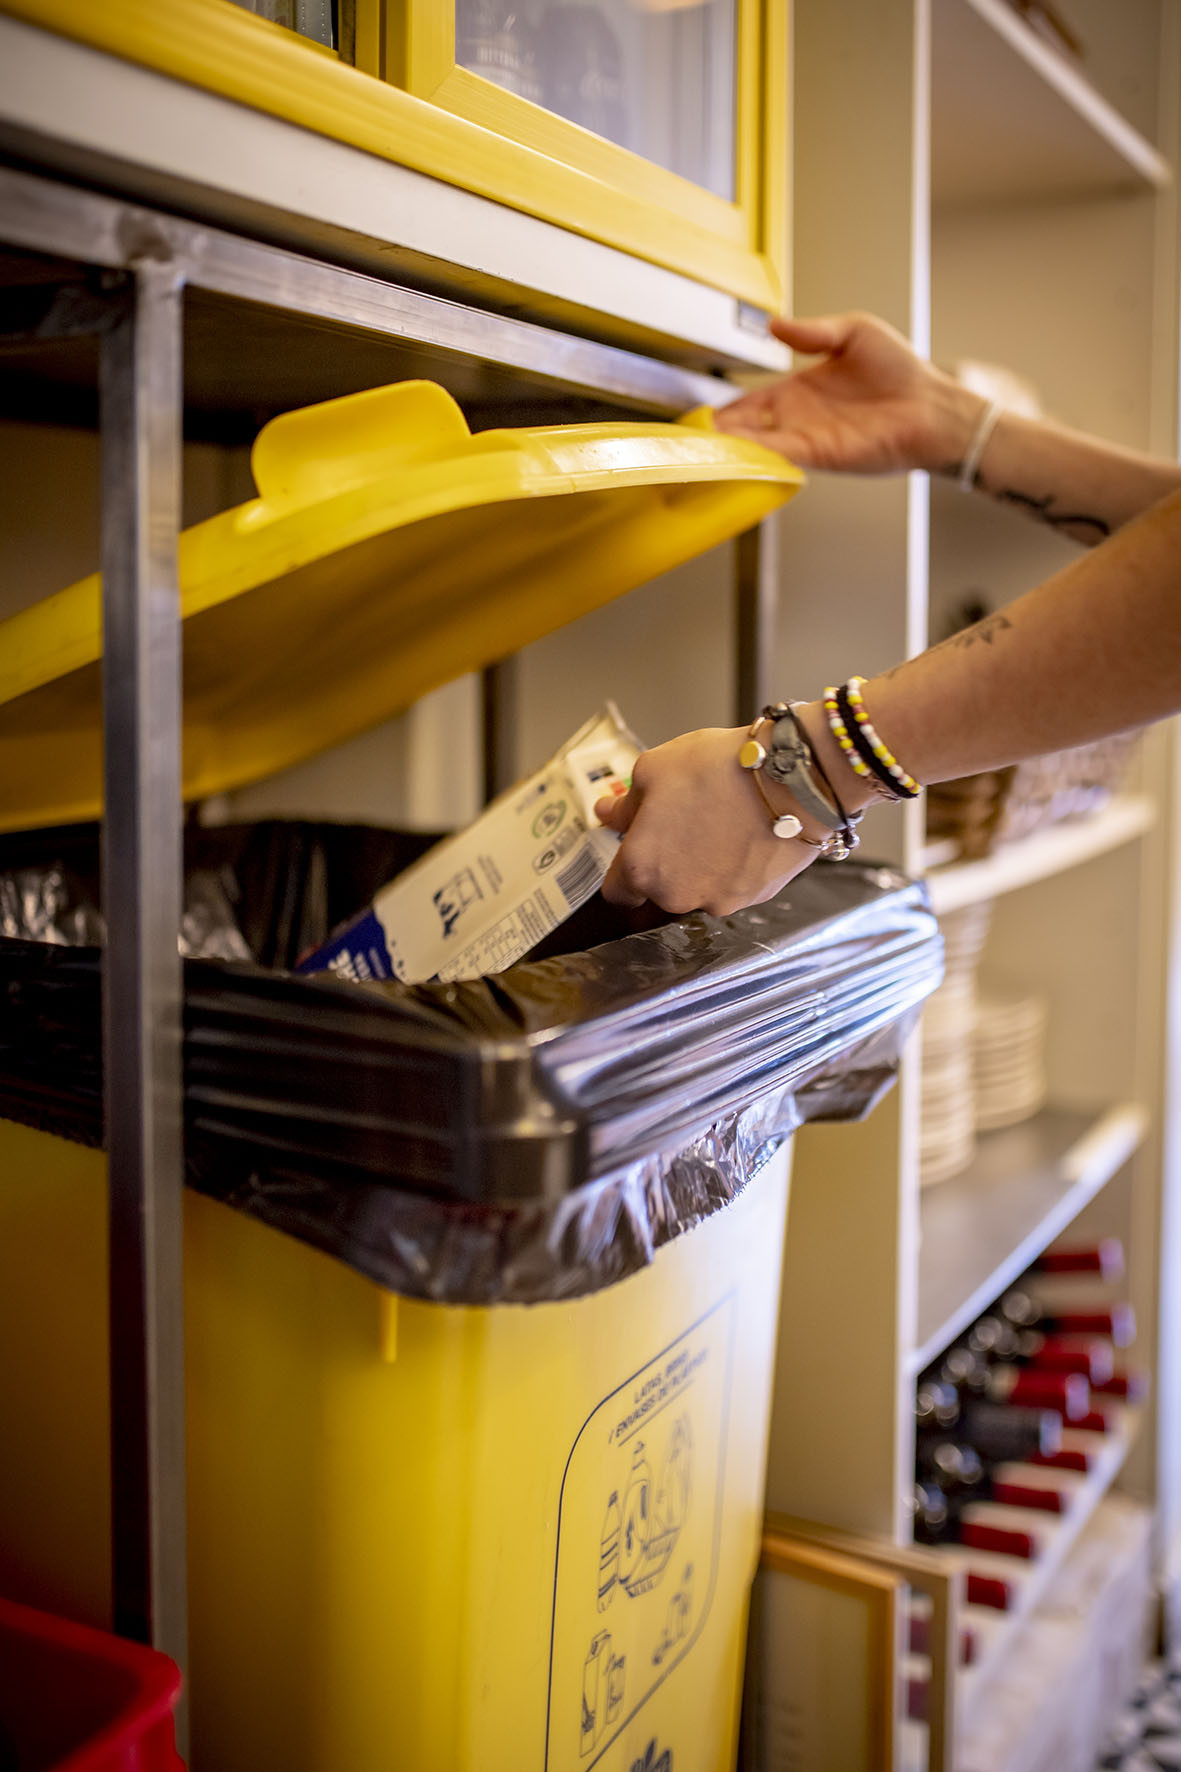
925 733 1139 862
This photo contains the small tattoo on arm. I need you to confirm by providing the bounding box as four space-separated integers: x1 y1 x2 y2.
996 488 1111 543
948 611 1013 647
881 610 1013 677
937 611 1014 654
940 464 1112 543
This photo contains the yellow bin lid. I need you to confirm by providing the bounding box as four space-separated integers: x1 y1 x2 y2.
0 380 804 832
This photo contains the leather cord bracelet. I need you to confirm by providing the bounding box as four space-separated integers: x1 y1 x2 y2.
779 702 864 826
742 703 860 860
766 701 861 858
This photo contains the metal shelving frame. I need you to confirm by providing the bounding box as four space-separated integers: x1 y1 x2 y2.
0 158 778 1748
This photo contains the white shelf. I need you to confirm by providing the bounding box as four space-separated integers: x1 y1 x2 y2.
950 1406 1146 1718
922 795 1156 918
932 0 1172 208
911 1101 1148 1376
904 1482 1153 1769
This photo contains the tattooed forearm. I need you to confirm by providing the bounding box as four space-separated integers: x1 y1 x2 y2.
995 488 1111 544
938 458 1112 544
939 611 1014 650
881 611 1015 677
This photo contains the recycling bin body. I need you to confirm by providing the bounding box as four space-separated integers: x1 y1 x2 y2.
0 852 940 1771
0 1114 791 1772
0 386 930 1772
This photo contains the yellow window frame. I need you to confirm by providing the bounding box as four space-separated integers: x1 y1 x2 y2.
1 0 787 310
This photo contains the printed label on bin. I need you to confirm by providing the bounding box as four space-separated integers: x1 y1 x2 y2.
297 703 640 984
545 1299 733 1770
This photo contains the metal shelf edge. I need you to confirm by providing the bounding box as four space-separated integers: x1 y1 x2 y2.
909 1100 1149 1377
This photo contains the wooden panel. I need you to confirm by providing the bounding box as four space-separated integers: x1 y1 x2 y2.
749 1534 901 1772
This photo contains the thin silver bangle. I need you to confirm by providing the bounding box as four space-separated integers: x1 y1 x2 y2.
959 398 1003 492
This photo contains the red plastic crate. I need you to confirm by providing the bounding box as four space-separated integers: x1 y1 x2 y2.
0 1597 184 1771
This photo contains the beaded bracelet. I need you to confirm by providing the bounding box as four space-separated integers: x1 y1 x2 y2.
835 683 906 800
843 677 922 798
823 683 875 786
823 681 923 802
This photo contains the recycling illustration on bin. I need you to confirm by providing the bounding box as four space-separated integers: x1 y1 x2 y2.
0 379 943 1771
558 1309 719 1768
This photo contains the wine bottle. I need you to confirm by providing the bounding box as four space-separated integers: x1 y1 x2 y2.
916 1439 986 1498
957 1512 1042 1561
1013 1329 1115 1385
956 1397 1062 1462
965 1571 1011 1610
1091 1369 1150 1403
969 1312 1114 1382
973 1354 1090 1418
991 1365 1091 1417
1030 1445 1092 1473
971 1474 1063 1516
1071 1406 1115 1433
999 1288 1136 1347
1030 1239 1124 1280
911 1480 954 1546
907 1611 977 1665
936 1338 1091 1417
918 1473 1049 1560
918 1441 1067 1515
914 1377 961 1436
966 1314 1022 1361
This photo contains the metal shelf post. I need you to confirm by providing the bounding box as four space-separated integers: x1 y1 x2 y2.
99 257 189 1745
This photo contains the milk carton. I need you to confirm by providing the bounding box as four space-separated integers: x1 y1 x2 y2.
298 704 641 985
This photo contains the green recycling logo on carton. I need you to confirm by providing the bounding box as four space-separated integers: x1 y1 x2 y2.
532 800 567 842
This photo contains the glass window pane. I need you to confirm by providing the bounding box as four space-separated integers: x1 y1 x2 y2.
223 0 337 49
455 0 737 201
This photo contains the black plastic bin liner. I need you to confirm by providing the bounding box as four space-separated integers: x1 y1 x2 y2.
0 822 942 1304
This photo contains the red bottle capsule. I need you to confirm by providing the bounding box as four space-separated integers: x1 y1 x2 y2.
1030 1445 1092 1474
1091 1370 1150 1403
1032 1239 1123 1280
1022 1334 1114 1384
990 1479 1066 1514
959 1521 1037 1560
988 1366 1091 1419
966 1573 1011 1610
1048 1304 1135 1345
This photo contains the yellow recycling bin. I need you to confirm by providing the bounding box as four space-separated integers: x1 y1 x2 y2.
0 840 941 1771
0 1116 791 1772
0 380 939 1768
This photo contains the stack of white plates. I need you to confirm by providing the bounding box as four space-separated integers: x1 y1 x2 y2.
973 990 1048 1131
919 901 994 1187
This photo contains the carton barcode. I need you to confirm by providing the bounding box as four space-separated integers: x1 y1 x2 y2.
556 847 602 909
